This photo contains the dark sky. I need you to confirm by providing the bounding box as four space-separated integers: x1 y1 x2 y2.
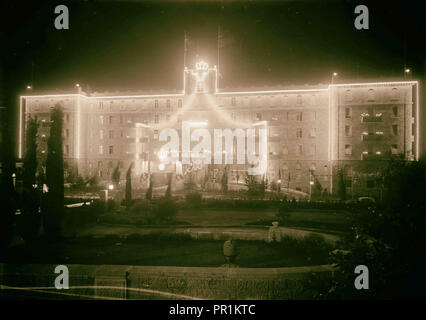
2 0 424 93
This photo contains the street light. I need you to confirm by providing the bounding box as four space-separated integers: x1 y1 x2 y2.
75 83 80 88
108 184 114 190
309 180 314 201
26 85 32 90
404 68 411 79
331 72 338 84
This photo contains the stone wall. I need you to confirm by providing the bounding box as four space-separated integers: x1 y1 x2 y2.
0 263 333 300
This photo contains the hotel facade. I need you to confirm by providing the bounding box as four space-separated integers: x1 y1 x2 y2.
19 62 420 198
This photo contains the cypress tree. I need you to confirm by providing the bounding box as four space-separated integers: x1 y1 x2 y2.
165 172 172 198
23 116 39 191
44 105 64 237
19 116 41 242
125 163 132 207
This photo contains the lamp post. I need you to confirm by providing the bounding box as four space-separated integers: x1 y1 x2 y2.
404 68 410 79
309 180 314 201
331 72 338 84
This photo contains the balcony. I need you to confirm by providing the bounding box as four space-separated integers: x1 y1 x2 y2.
361 113 383 123
361 134 384 142
361 152 384 160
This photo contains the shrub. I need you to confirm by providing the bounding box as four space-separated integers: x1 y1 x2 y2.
186 192 202 208
129 199 152 215
153 198 178 221
277 204 291 222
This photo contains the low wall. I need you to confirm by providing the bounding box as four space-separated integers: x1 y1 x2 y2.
0 263 334 300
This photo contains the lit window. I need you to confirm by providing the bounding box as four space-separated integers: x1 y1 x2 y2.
345 125 352 137
283 95 289 106
309 128 316 138
345 90 353 102
309 145 316 156
99 115 104 124
100 130 104 140
345 107 352 119
99 145 103 154
392 124 398 136
367 89 375 101
345 144 352 155
392 106 398 117
282 146 288 155
391 88 399 101
297 112 303 121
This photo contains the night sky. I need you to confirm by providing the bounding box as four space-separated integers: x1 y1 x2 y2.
1 0 425 154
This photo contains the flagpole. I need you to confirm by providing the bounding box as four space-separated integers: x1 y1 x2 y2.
184 30 187 69
184 31 188 93
217 25 221 90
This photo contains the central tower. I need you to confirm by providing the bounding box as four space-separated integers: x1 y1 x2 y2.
184 61 218 94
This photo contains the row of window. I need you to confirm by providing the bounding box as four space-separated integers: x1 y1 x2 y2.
98 99 183 110
344 87 401 102
228 94 312 107
98 114 171 125
344 106 399 119
344 124 400 137
344 144 399 156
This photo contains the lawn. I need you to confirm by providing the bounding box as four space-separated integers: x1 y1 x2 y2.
174 208 277 226
175 208 351 232
5 234 333 268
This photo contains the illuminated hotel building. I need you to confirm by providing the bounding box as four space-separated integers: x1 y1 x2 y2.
18 62 420 197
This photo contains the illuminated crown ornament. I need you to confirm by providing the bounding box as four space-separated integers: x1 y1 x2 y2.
195 61 209 71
